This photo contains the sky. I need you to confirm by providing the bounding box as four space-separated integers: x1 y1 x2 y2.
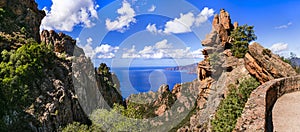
35 0 300 68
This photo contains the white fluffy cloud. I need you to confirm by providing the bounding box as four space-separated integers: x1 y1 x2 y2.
195 7 215 26
154 39 173 49
164 12 195 34
95 44 119 58
148 5 156 12
122 39 203 59
78 38 119 59
147 7 214 34
105 0 136 32
275 22 292 29
40 0 99 32
269 42 288 53
146 24 162 34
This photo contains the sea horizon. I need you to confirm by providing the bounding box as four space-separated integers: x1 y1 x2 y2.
111 66 197 98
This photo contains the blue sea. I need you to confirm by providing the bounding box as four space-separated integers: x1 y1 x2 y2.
111 67 197 98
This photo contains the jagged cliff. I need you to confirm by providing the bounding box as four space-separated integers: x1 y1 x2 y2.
0 0 122 131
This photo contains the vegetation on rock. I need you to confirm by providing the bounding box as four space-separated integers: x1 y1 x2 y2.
230 24 257 58
208 52 221 67
0 40 55 131
262 48 272 58
211 77 260 131
63 103 148 131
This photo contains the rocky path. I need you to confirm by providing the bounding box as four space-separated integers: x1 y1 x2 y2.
272 92 300 132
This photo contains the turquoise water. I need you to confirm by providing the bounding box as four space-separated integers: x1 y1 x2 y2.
111 67 197 98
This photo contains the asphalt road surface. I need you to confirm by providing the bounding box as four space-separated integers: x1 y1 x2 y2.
272 92 300 132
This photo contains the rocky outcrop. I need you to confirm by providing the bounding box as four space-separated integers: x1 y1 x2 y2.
244 42 297 83
197 9 240 82
26 56 91 131
219 9 232 30
197 59 212 81
72 55 123 114
0 32 28 51
0 1 122 130
201 30 220 47
40 30 84 56
136 9 254 131
126 84 176 118
95 69 123 108
197 9 239 81
178 60 251 131
16 48 122 131
210 9 235 46
22 47 123 131
129 80 200 131
0 0 45 42
175 8 299 132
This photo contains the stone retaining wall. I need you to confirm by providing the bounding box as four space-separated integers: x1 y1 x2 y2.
234 75 300 132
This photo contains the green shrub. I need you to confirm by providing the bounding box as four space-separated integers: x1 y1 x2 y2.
63 103 148 132
208 52 221 67
114 103 144 119
98 63 110 76
230 25 257 58
62 122 91 132
211 77 260 131
0 41 55 130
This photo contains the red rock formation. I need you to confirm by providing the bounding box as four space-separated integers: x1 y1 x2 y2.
198 9 236 81
172 84 182 98
219 9 232 30
210 9 233 46
197 59 212 81
212 14 220 31
244 42 297 83
201 31 220 47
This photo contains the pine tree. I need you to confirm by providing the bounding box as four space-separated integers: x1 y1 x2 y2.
230 24 257 58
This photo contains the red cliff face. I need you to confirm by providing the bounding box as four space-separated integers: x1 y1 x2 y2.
198 9 237 81
244 42 297 83
210 9 235 46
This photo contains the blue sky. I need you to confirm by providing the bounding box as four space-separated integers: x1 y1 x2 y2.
35 0 300 67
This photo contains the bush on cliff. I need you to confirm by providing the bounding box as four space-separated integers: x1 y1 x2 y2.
211 77 260 131
0 40 55 130
230 24 257 58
